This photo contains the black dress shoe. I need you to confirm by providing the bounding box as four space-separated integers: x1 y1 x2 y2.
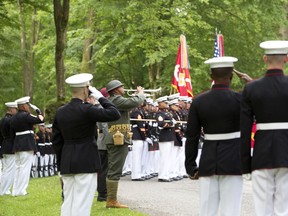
126 171 132 175
172 176 182 181
97 196 107 202
132 177 145 181
145 175 152 180
151 173 158 177
158 179 171 182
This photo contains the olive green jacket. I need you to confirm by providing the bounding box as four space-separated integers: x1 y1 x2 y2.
104 93 146 145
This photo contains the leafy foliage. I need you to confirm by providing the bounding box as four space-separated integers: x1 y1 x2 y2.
0 0 287 117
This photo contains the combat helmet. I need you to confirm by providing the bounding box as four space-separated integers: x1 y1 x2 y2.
106 80 124 92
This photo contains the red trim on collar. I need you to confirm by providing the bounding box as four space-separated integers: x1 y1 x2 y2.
265 69 284 77
265 72 284 77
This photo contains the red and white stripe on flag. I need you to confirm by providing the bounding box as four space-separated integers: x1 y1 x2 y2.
214 33 224 57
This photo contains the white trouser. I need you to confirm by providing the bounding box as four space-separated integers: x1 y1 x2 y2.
180 138 188 176
49 154 55 175
196 149 202 166
154 150 160 173
252 168 288 216
122 150 132 173
158 141 173 180
146 148 155 174
141 141 149 176
178 145 186 176
131 140 144 179
169 145 179 178
61 173 97 216
44 154 49 176
0 154 16 195
0 158 2 182
12 151 34 196
199 175 243 216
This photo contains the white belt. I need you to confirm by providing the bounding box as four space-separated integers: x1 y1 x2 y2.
15 130 34 136
132 125 138 128
45 142 52 146
256 122 288 130
204 131 240 140
38 143 45 146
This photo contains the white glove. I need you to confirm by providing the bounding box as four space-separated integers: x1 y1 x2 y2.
172 118 177 125
29 103 39 111
242 173 251 181
36 152 41 157
88 86 103 100
145 137 153 145
29 103 42 114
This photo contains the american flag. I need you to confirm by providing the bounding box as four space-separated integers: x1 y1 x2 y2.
211 31 225 86
213 33 224 57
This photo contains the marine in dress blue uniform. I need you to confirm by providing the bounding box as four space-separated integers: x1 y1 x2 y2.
52 73 121 216
131 105 147 181
0 102 18 195
35 123 47 177
241 41 288 216
10 96 44 196
185 57 244 216
169 99 184 180
156 96 175 182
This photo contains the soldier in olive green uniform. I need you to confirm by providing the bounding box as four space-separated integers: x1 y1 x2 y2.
104 80 145 208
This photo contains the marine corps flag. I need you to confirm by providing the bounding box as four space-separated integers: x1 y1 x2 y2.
171 34 193 97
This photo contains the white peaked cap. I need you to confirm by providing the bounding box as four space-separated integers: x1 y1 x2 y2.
167 93 180 100
146 98 154 105
178 96 188 101
65 73 93 87
204 56 238 69
5 102 18 108
260 40 288 55
15 96 30 105
169 99 179 105
45 124 53 128
185 97 192 103
156 96 168 103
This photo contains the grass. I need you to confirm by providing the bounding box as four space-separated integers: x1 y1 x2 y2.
0 176 147 216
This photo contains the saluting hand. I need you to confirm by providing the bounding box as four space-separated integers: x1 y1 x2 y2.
88 86 104 100
233 69 253 83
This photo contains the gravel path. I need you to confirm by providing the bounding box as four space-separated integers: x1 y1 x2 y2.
118 175 256 216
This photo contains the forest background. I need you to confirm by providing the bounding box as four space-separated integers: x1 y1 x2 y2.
0 0 287 122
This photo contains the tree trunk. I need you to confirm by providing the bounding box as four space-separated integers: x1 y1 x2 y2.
81 9 94 73
17 0 30 96
279 3 288 39
28 7 37 99
53 0 70 101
